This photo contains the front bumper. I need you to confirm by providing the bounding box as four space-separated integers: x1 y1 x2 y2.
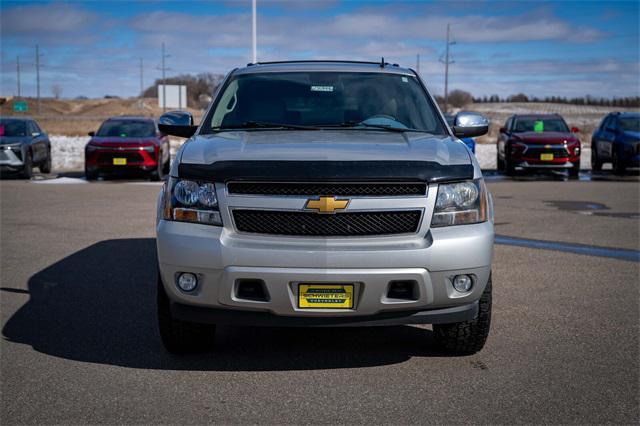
157 219 494 324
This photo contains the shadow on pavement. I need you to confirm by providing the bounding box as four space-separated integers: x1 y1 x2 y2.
2 238 446 371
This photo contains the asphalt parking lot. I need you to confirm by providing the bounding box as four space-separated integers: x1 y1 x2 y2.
1 173 639 424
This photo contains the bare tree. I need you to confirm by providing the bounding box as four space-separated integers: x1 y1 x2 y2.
51 84 63 99
448 90 473 108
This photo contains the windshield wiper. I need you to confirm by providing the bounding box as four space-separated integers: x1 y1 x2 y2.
327 121 425 133
215 121 320 131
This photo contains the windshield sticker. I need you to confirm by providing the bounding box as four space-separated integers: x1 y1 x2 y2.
310 86 334 92
534 120 544 132
402 77 408 83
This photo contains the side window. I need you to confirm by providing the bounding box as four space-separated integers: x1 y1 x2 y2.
505 117 513 131
602 116 613 131
26 122 36 135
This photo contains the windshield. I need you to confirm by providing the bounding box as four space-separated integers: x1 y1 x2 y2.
0 120 28 137
202 72 445 134
619 117 640 132
513 117 569 133
96 120 156 138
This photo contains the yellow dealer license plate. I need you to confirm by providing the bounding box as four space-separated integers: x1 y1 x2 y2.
540 153 554 161
113 157 127 165
298 284 354 309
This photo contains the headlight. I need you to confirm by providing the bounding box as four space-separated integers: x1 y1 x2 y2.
431 179 488 227
85 143 100 151
141 145 156 152
163 178 222 226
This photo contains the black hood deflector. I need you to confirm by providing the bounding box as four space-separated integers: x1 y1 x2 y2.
178 161 473 183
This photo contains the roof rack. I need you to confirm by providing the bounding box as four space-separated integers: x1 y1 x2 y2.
246 59 400 67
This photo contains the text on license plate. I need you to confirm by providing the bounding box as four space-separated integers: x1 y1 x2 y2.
113 158 127 165
298 284 354 309
540 153 554 161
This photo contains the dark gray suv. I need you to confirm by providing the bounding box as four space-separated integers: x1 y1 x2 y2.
0 117 52 178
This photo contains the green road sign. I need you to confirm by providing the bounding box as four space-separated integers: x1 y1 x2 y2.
13 101 28 112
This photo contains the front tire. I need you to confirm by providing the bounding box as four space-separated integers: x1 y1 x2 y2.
157 274 216 354
612 148 626 175
433 275 492 355
40 149 52 174
20 151 33 179
569 161 580 179
591 143 602 171
505 153 516 176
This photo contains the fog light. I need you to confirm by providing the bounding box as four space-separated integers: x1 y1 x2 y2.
177 273 198 292
453 275 473 292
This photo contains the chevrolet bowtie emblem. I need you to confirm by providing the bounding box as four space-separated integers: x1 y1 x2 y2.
305 196 349 214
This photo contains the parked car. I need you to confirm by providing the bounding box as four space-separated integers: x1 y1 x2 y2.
0 117 51 178
85 117 170 180
445 114 476 153
591 112 640 173
496 114 581 177
155 60 493 355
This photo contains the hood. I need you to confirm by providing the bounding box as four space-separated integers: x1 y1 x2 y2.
89 137 158 146
180 130 471 165
622 130 640 141
512 131 578 144
0 136 30 145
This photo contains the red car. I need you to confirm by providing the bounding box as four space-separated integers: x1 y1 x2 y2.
85 116 170 180
497 114 581 178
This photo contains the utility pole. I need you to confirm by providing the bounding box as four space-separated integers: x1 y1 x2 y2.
439 23 455 113
16 56 21 98
252 0 257 63
139 58 144 109
159 43 171 112
35 45 43 114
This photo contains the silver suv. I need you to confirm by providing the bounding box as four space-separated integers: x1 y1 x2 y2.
156 60 493 355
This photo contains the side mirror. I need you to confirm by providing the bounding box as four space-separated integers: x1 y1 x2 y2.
453 112 489 138
31 132 41 137
88 131 95 137
571 127 580 133
158 110 197 138
499 127 507 134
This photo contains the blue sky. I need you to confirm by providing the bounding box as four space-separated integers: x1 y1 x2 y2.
1 0 639 99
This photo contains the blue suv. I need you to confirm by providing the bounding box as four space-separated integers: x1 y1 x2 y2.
591 112 640 173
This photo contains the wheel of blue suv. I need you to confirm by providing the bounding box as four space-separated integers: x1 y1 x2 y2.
612 149 626 175
20 150 33 179
157 273 216 354
433 274 492 355
591 143 602 171
40 148 52 174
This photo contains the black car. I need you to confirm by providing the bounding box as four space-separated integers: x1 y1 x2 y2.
0 117 52 178
591 112 640 173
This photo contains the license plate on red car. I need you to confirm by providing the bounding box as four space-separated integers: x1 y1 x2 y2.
113 158 127 165
540 153 554 161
